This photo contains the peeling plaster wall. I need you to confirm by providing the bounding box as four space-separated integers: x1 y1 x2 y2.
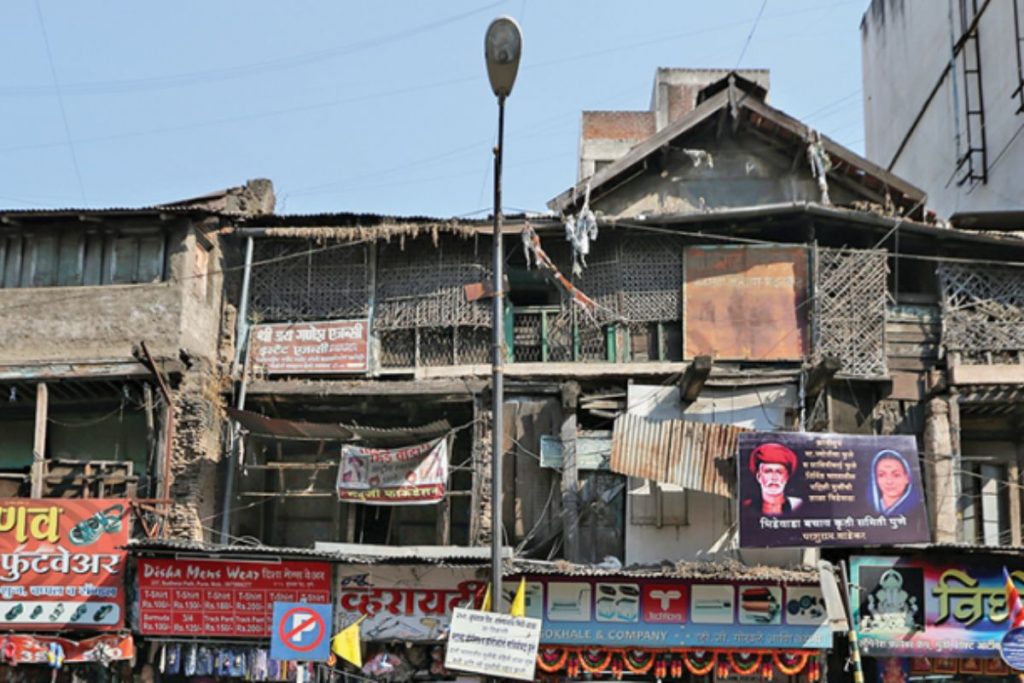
0 223 226 366
0 283 183 363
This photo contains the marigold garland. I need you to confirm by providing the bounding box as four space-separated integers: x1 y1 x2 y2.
622 650 655 675
772 651 810 676
579 648 613 674
729 652 762 676
684 650 717 676
536 647 568 673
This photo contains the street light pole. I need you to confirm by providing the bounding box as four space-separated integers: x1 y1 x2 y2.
484 16 522 613
491 94 505 609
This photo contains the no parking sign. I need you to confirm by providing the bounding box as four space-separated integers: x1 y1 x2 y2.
270 602 333 662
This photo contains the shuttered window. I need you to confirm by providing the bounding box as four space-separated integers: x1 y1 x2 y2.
0 229 167 288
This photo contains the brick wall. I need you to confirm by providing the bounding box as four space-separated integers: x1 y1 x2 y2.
581 111 656 142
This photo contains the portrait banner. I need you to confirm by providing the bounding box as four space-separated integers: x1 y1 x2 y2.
851 555 1024 658
336 438 448 505
0 499 129 631
738 432 929 548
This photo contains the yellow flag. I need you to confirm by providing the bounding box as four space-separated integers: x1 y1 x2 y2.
331 616 366 668
479 583 492 611
510 578 527 617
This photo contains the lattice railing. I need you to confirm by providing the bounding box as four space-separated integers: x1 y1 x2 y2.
375 238 491 330
813 247 888 378
938 263 1024 355
249 239 370 322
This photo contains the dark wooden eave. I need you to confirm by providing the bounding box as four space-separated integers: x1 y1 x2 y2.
548 81 927 219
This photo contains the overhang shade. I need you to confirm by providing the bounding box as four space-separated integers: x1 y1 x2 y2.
226 407 452 446
610 413 748 497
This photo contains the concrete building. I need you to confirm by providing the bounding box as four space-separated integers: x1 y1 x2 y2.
0 179 273 538
861 0 1024 223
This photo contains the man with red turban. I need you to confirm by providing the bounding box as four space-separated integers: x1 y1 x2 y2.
743 442 803 515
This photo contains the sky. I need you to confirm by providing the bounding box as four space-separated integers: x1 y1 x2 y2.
0 1 870 217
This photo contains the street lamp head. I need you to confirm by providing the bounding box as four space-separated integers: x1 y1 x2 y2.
485 16 522 99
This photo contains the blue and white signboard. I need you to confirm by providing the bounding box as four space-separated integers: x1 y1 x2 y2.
270 602 333 662
1002 628 1024 671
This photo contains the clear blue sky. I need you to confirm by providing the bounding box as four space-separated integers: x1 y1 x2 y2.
0 1 869 217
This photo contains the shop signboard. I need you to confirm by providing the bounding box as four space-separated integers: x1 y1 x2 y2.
335 565 485 641
336 439 448 505
138 558 331 638
1 633 135 665
738 432 930 548
445 608 542 681
335 567 829 649
0 498 130 631
521 575 830 649
250 319 369 374
851 555 1024 658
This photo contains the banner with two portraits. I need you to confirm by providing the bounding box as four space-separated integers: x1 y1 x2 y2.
738 432 930 548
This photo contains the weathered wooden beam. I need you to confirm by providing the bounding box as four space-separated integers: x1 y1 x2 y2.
805 356 842 397
950 362 1024 386
245 378 487 397
30 383 48 498
680 355 713 402
560 381 580 563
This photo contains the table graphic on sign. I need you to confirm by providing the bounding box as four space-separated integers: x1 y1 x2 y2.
138 559 331 638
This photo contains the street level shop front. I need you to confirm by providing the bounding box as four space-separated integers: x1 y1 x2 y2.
851 551 1024 683
132 540 334 681
0 499 135 681
333 560 832 682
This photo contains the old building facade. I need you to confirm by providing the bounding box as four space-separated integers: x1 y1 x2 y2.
2 70 1024 680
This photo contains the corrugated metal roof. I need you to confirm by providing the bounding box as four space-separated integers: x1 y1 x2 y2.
237 211 550 228
128 540 817 583
0 205 216 218
610 414 748 497
511 559 818 584
128 539 493 565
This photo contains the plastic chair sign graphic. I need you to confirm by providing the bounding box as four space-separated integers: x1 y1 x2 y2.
270 602 333 662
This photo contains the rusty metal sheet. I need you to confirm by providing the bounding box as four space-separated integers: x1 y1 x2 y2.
610 414 748 497
226 407 354 441
683 245 809 361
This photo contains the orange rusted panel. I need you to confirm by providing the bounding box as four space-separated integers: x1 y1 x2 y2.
683 246 809 361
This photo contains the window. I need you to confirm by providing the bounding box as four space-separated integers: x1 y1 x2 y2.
0 228 167 288
959 446 1015 546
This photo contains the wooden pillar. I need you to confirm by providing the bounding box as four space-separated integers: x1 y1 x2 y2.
560 382 580 562
1009 443 1023 547
31 383 48 498
925 396 958 543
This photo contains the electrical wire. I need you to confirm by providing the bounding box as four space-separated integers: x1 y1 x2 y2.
1 2 506 99
33 0 86 205
735 0 769 69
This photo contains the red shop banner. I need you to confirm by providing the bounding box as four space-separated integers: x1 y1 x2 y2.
1 633 135 665
138 558 332 638
0 499 130 631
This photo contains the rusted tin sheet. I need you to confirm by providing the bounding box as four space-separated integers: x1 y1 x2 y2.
249 319 369 374
226 407 354 441
610 413 748 497
683 245 808 361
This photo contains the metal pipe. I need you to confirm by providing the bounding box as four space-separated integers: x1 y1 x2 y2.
491 95 506 608
221 236 255 542
233 237 255 368
838 560 865 683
